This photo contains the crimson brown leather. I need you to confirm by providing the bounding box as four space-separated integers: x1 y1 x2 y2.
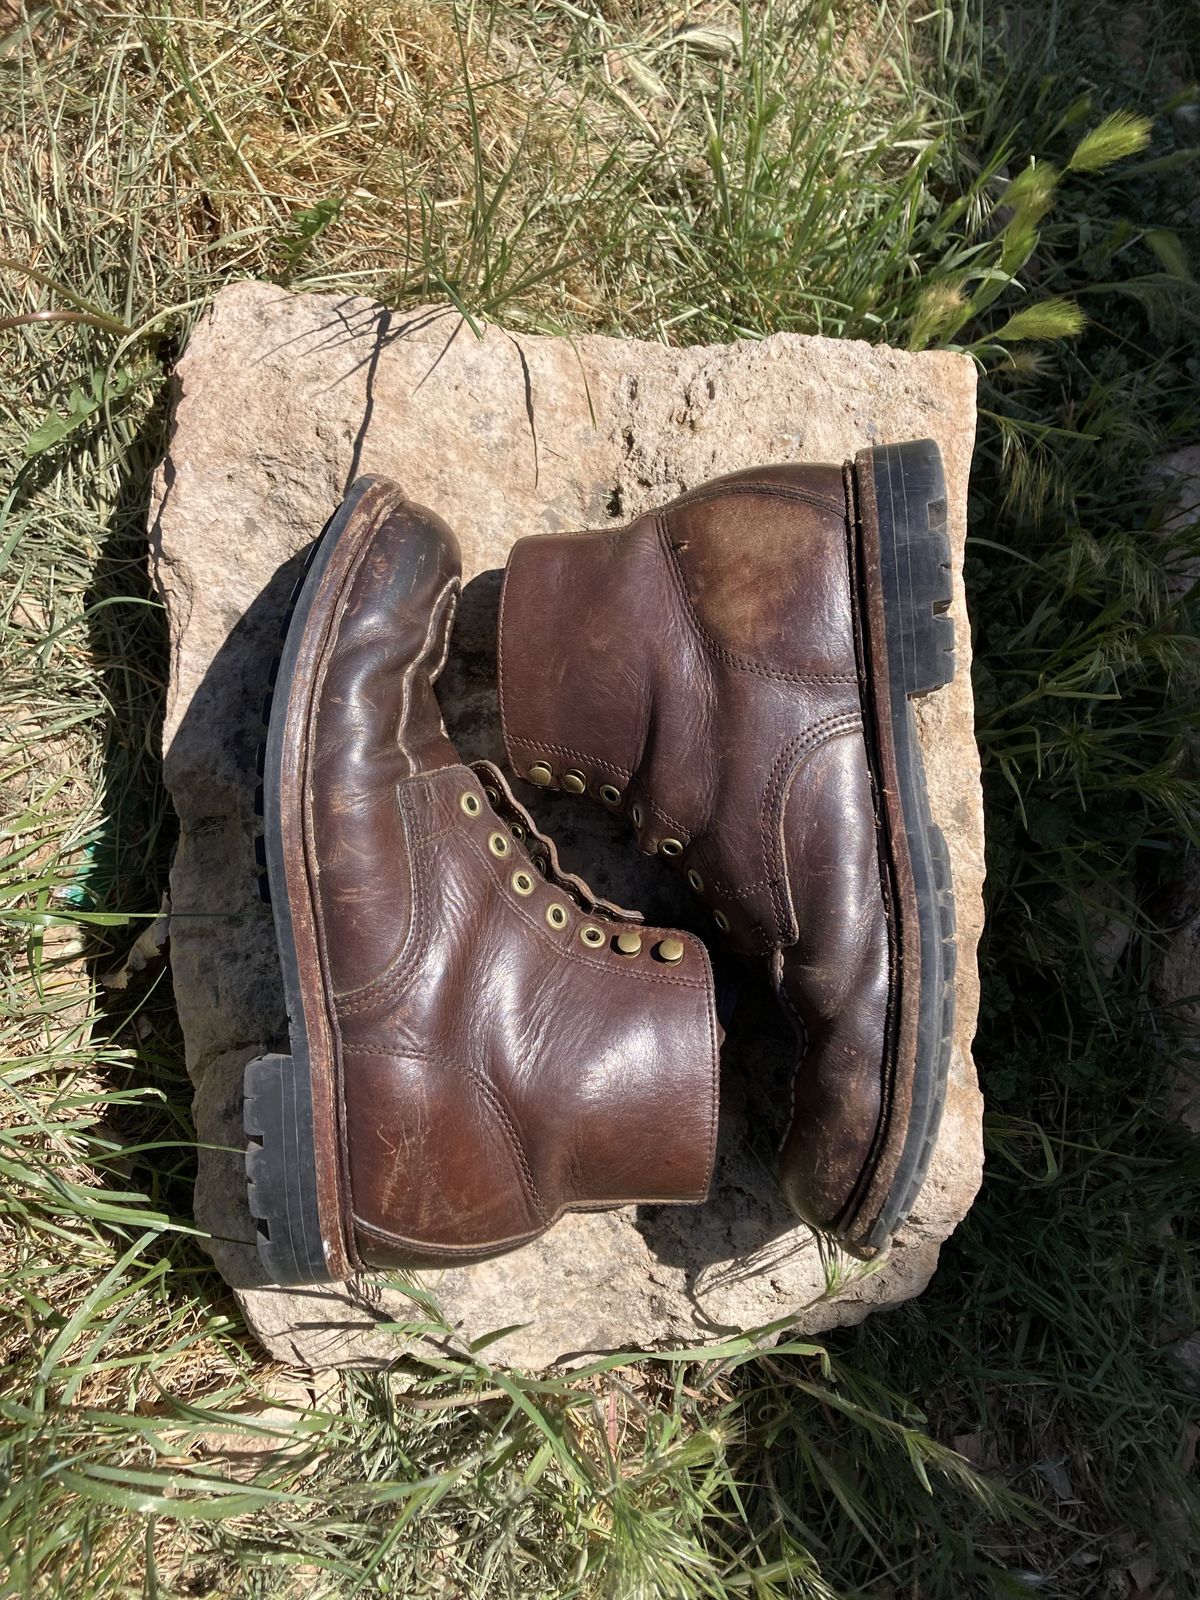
497 440 957 1255
244 477 721 1283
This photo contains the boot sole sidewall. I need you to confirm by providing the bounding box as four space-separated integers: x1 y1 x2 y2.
244 479 383 1285
846 439 957 1253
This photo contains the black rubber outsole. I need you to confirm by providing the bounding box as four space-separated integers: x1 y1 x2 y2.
854 438 957 1252
243 480 377 1284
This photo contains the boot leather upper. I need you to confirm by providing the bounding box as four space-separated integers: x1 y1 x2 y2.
497 465 894 1235
300 483 721 1266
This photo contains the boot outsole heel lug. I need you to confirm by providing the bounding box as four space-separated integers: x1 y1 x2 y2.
243 1052 326 1283
858 439 958 1252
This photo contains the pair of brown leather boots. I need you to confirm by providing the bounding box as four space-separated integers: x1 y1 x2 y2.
244 440 956 1284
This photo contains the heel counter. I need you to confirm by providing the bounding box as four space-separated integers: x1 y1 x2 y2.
344 1048 547 1259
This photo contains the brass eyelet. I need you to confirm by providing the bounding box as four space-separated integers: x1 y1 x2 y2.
714 910 731 933
460 791 482 817
528 761 554 786
562 770 586 794
512 869 534 896
615 930 642 957
484 786 500 804
687 868 704 893
579 924 605 948
656 937 685 964
631 802 643 828
546 902 568 930
488 832 510 858
511 823 526 840
598 783 623 807
659 837 684 859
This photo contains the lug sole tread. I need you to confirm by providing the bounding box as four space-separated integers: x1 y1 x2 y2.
856 439 959 1253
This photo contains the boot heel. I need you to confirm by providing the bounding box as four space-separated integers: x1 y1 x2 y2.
866 438 955 699
244 1051 328 1283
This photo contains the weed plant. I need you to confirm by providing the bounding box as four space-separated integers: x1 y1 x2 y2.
1 2 1197 1595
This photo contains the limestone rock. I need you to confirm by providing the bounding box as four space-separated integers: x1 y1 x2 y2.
149 282 985 1370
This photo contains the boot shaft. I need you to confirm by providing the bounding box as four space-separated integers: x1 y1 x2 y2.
498 463 863 954
497 444 958 1255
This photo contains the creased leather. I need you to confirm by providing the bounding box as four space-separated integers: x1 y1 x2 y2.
297 479 721 1268
498 462 900 1240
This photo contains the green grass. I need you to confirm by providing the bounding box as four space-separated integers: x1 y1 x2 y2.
2 1 1198 1595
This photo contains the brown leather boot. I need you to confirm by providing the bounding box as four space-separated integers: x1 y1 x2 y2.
497 440 957 1255
244 478 720 1283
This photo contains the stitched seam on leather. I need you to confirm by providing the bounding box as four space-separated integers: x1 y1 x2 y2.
655 512 857 686
505 733 632 782
760 714 863 945
686 716 860 938
459 1063 545 1223
497 554 516 763
397 577 460 780
641 791 692 840
335 781 429 1013
324 571 457 1007
340 1041 546 1223
667 482 846 518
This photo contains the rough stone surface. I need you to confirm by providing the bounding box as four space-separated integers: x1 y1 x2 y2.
150 282 985 1370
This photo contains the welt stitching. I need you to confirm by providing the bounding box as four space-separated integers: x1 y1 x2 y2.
341 1051 544 1226
700 979 720 1192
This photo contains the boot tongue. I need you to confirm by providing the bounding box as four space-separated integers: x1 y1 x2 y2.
470 760 643 925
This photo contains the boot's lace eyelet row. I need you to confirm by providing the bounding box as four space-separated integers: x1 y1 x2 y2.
521 757 625 808
529 761 735 945
463 780 684 963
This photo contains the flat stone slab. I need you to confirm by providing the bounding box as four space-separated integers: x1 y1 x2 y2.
150 282 984 1370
